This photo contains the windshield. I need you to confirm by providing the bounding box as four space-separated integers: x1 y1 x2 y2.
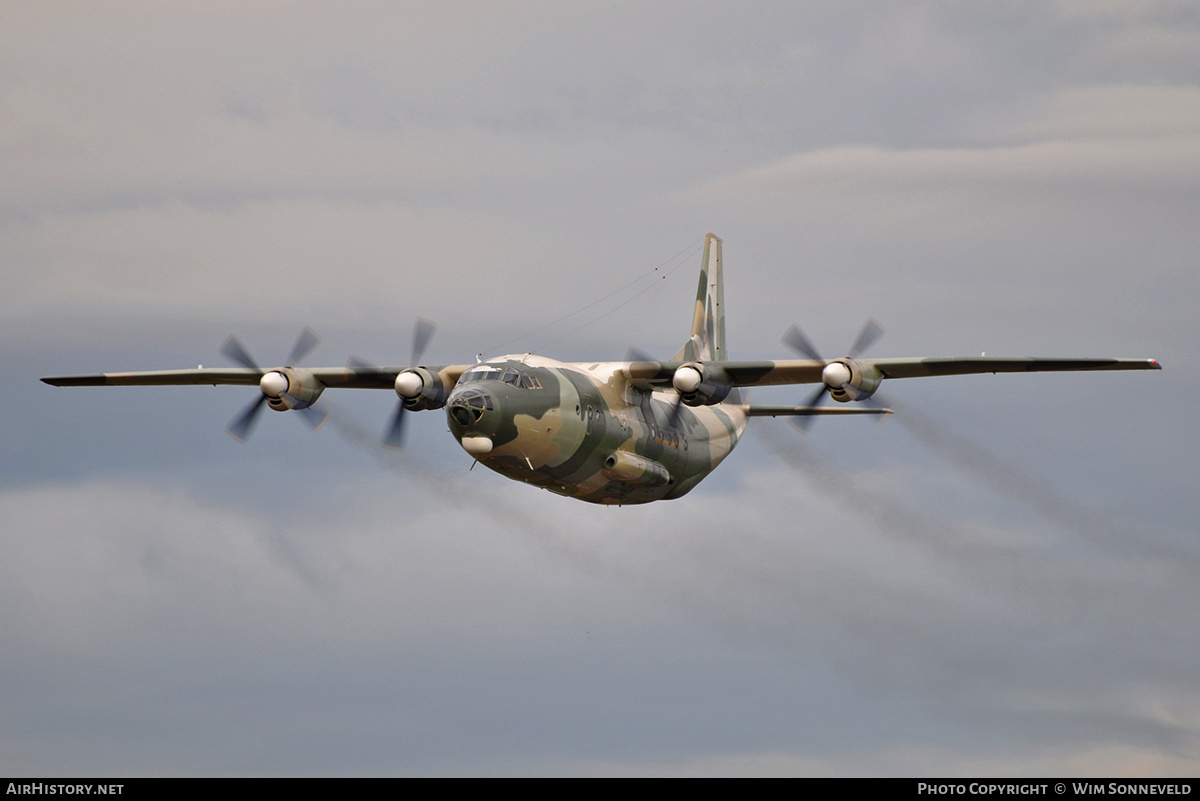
460 366 542 389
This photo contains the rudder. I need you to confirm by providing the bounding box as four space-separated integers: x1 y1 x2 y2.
672 233 725 362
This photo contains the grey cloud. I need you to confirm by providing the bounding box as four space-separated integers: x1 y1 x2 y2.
4 0 1197 776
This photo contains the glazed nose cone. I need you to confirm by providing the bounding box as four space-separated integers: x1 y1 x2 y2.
446 386 498 456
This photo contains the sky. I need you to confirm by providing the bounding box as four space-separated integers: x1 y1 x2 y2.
3 0 1198 777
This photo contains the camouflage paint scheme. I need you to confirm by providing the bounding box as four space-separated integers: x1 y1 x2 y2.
42 234 1161 505
444 354 745 504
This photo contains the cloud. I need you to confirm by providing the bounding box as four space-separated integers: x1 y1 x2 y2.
4 402 1199 774
2 199 564 329
704 133 1200 208
4 0 1198 777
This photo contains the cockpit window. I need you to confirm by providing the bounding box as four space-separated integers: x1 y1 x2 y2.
462 367 502 383
460 366 541 390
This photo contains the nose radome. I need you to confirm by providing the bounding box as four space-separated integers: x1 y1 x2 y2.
460 436 493 456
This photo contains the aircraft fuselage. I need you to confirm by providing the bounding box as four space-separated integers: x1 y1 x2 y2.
445 354 746 504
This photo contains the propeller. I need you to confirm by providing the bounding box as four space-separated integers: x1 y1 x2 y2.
624 346 657 364
221 327 327 442
666 364 700 429
782 318 884 432
626 346 690 430
383 318 438 449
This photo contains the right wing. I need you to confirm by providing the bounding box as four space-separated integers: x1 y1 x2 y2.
42 363 476 444
41 365 473 390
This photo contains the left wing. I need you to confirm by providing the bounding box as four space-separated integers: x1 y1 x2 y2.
623 355 1159 419
723 356 1161 386
624 356 1160 389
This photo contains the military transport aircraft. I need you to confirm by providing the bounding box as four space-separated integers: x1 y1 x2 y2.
42 234 1160 505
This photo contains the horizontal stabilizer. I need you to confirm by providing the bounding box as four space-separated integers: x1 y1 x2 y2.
745 405 892 417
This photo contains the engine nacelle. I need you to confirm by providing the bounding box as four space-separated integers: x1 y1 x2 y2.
262 368 326 412
672 362 733 407
824 359 882 403
394 366 451 411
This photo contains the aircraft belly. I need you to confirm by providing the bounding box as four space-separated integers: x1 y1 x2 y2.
661 401 746 500
566 400 746 505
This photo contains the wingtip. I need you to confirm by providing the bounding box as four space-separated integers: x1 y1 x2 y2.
41 375 107 386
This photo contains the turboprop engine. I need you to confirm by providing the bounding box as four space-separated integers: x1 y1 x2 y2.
394 366 452 411
820 359 882 402
219 327 332 441
671 362 733 406
260 368 325 411
780 318 888 430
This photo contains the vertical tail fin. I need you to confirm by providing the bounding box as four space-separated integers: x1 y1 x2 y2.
672 233 725 362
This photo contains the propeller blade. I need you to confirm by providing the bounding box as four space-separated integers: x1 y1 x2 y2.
383 403 408 450
625 346 656 364
379 317 438 449
782 324 824 361
848 318 884 359
220 335 262 372
411 318 437 365
291 401 330 431
286 327 320 366
666 392 686 430
789 384 829 432
860 390 893 421
346 348 415 449
226 394 268 443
